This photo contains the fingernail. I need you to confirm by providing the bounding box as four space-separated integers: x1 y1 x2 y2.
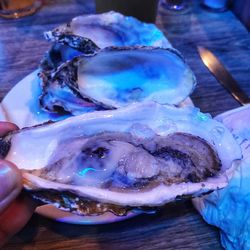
0 163 19 202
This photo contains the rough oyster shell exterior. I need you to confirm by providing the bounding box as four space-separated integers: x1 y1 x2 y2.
46 11 172 49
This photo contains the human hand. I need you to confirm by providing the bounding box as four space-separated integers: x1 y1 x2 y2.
0 122 36 247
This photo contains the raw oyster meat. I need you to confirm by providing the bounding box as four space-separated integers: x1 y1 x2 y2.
41 11 171 71
0 102 241 216
39 46 196 115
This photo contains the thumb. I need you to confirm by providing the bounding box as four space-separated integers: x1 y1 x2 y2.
0 160 22 214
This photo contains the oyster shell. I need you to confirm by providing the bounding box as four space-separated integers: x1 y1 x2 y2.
46 11 171 49
40 36 100 73
39 46 196 115
41 11 171 71
0 102 241 216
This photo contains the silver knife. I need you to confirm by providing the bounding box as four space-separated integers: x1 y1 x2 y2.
197 46 250 105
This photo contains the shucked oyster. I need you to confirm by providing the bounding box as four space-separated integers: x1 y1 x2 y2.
39 46 196 115
0 103 241 216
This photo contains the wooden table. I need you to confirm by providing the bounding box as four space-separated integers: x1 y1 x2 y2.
1 0 250 249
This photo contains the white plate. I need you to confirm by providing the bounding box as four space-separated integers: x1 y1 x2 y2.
1 70 71 128
0 12 188 225
0 13 170 223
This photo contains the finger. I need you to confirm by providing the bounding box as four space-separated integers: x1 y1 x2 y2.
0 194 37 247
0 122 19 137
0 160 22 214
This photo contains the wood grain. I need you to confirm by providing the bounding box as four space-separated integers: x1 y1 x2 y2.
0 0 250 249
157 1 250 116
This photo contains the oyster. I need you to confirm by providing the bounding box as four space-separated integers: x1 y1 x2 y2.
41 12 171 71
0 102 241 216
46 12 171 49
39 46 196 115
40 36 100 73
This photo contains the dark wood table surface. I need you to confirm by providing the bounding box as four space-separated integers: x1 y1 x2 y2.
1 0 250 249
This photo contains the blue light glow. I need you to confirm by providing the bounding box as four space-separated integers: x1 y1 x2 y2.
78 167 97 177
197 112 209 122
202 0 227 9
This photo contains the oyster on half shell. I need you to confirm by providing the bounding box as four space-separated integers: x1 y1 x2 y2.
0 103 241 216
39 46 196 115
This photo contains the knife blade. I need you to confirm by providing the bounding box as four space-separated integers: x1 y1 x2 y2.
197 46 250 106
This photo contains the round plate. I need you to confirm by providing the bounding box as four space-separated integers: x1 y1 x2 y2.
0 12 188 224
1 70 70 128
0 11 172 223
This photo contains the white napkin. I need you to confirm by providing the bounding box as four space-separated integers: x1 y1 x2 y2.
193 105 250 250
